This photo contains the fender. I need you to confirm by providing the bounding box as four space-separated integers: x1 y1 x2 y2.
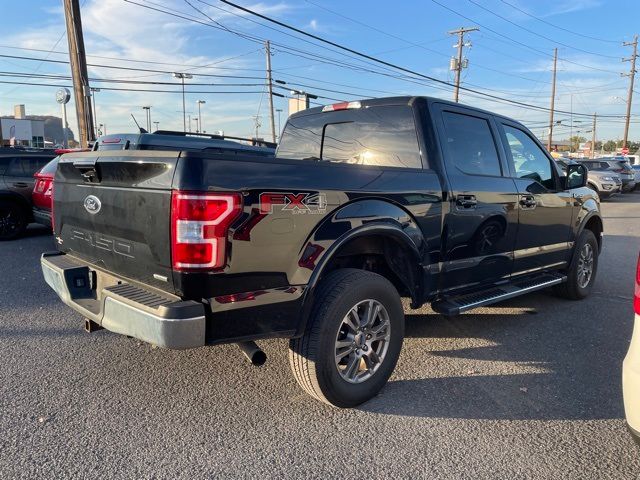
292 199 426 337
576 208 603 251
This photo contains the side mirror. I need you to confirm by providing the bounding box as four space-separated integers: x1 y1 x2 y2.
566 163 588 189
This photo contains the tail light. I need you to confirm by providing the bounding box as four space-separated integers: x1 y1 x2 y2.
171 192 242 271
322 101 361 112
635 253 640 315
51 181 55 232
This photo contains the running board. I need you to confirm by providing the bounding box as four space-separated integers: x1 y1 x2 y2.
431 273 566 316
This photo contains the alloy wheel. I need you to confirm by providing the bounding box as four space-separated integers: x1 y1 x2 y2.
334 299 391 384
577 243 594 288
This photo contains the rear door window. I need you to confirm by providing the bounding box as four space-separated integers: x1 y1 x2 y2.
277 105 422 168
5 156 52 177
440 111 502 176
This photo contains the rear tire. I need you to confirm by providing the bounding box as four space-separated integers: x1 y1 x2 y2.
554 229 598 300
289 269 404 407
0 201 28 240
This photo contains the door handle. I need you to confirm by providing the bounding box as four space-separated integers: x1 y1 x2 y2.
12 182 29 188
519 195 537 209
456 194 477 209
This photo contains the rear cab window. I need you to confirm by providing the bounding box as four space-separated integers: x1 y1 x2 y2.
276 105 423 168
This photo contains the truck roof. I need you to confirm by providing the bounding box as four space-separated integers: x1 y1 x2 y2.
291 95 526 128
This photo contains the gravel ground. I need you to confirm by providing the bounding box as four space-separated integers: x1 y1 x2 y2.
1 194 639 479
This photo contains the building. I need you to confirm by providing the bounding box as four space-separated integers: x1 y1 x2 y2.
0 105 74 147
0 105 45 147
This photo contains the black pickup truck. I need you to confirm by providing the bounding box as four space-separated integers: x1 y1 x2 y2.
41 96 602 407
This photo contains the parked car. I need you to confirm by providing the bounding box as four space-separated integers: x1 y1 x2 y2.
32 156 60 228
581 158 636 192
93 130 276 156
0 148 57 239
623 253 640 446
557 159 621 198
42 96 602 407
632 165 640 190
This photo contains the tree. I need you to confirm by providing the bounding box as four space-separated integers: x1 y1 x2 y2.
569 135 586 151
603 140 617 152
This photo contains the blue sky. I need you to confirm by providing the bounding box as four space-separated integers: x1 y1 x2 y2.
1 0 639 142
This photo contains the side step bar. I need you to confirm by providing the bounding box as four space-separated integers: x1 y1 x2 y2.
432 273 566 316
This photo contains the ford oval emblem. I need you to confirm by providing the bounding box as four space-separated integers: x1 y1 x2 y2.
83 195 102 215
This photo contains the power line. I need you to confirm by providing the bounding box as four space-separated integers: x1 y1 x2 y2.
0 53 265 79
0 79 265 94
428 0 622 75
466 0 620 59
0 70 265 87
497 0 621 44
0 43 265 72
208 0 636 119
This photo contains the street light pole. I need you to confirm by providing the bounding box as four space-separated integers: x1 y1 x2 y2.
142 106 151 132
91 87 100 138
197 100 205 133
173 72 193 132
276 108 283 140
153 121 159 131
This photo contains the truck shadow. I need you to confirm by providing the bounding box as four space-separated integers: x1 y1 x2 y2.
360 292 632 420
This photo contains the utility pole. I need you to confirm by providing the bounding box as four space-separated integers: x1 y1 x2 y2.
547 48 558 152
63 0 95 147
265 41 277 143
622 34 638 150
448 26 478 103
591 113 597 159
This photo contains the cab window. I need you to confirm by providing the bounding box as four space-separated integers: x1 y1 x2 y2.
503 125 555 190
441 111 502 177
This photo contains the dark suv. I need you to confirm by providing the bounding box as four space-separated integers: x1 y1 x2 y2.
0 148 57 239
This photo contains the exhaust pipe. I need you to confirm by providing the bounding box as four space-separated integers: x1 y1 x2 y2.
84 318 103 333
237 341 267 366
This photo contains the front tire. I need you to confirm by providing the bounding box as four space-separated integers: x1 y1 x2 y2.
555 229 598 300
0 201 28 240
289 269 404 407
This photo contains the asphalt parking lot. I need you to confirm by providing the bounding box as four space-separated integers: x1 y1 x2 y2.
1 194 639 479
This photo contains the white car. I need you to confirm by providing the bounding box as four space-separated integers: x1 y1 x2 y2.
623 253 640 445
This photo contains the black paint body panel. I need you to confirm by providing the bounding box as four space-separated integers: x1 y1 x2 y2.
51 96 601 345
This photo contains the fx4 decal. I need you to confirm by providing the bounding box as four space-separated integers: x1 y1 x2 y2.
259 192 327 215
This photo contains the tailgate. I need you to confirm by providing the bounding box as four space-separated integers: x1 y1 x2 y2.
54 150 179 293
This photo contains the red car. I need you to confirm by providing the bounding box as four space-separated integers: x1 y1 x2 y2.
32 149 90 228
32 156 59 228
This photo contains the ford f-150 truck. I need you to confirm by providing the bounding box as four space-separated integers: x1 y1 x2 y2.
41 96 602 407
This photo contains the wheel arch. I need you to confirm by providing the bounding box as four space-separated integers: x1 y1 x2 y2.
580 213 603 252
0 191 32 218
294 221 425 337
